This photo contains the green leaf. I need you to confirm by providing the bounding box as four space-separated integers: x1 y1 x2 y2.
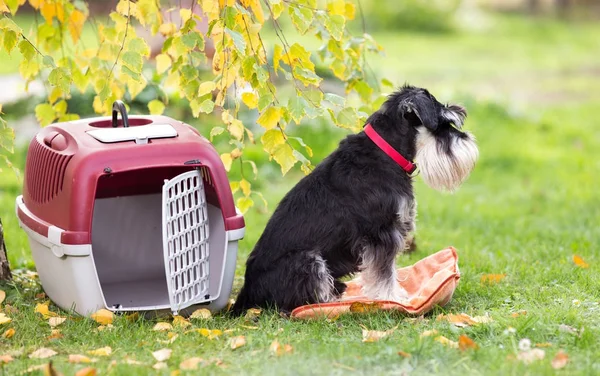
225 28 246 54
325 93 345 106
324 14 345 41
128 37 150 57
236 197 254 214
210 126 225 141
48 68 71 95
182 32 204 51
3 30 18 54
288 96 306 124
261 129 285 153
288 6 313 34
381 78 394 88
42 55 55 68
121 65 141 81
35 103 56 126
289 136 313 157
122 51 143 73
256 107 283 130
257 91 274 112
353 80 374 102
293 66 321 86
148 100 165 115
336 107 360 130
0 17 22 33
199 99 215 114
17 40 35 60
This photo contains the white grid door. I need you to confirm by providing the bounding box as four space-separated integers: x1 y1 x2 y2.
162 170 210 314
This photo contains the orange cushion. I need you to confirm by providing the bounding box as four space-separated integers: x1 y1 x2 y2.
291 247 460 319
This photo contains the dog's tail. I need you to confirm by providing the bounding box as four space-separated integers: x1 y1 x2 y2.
229 284 252 316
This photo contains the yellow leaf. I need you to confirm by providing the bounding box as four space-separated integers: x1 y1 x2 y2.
420 329 439 338
68 10 86 44
156 54 172 75
87 346 112 357
148 100 165 115
3 328 15 338
272 144 297 175
180 357 204 370
91 309 114 325
188 328 222 339
573 255 589 268
436 313 493 327
551 350 569 369
152 348 172 362
159 22 177 37
173 315 191 328
229 119 244 141
29 347 58 359
435 336 458 348
535 343 553 348
190 309 212 320
327 0 345 16
349 302 383 313
244 308 262 320
69 354 94 364
180 8 192 22
397 351 411 358
480 273 506 284
511 310 527 318
0 354 13 364
40 0 56 24
249 0 264 23
153 322 173 331
361 326 397 343
48 317 66 328
0 313 12 325
220 153 232 171
345 3 356 20
458 334 478 351
35 302 58 318
47 329 63 340
269 340 293 356
240 179 251 197
0 290 5 304
75 367 97 376
96 324 114 332
273 44 283 72
230 336 246 350
198 81 216 96
256 107 283 130
241 92 258 109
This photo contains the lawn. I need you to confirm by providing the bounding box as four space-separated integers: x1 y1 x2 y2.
1 11 600 375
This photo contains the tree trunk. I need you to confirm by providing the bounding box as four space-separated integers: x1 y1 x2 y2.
0 218 12 281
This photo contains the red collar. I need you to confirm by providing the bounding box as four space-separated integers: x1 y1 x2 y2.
364 123 417 175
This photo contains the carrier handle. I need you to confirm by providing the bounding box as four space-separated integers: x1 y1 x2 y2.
112 100 130 128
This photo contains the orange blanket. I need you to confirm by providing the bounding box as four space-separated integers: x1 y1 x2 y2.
291 247 460 319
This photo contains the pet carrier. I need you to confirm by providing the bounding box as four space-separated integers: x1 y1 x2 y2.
15 101 245 316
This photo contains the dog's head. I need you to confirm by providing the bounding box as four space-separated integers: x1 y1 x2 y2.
382 85 479 192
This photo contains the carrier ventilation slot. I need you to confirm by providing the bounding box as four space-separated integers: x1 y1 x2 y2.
26 140 72 203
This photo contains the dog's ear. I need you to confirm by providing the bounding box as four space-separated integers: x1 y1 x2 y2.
400 95 439 131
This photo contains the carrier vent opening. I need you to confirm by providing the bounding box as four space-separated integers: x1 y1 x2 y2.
91 166 229 312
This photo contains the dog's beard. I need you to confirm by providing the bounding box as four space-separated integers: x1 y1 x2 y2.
415 128 479 192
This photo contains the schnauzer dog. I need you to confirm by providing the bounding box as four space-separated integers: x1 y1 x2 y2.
231 85 479 315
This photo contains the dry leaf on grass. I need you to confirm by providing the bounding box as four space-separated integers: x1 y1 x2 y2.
361 326 397 343
458 335 478 351
35 292 47 300
124 358 144 365
91 309 114 325
48 317 66 328
0 313 12 325
420 329 439 338
244 308 262 321
0 354 13 364
436 313 493 327
180 357 204 370
153 322 173 331
2 328 15 338
535 343 553 348
158 332 179 344
349 302 383 313
230 336 246 350
173 315 191 328
48 329 63 340
87 346 112 357
0 290 5 305
75 367 97 376
29 347 58 359
559 324 580 334
125 312 139 322
551 350 569 369
434 335 458 348
188 328 223 339
96 324 114 332
240 325 258 330
511 310 527 318
573 255 589 268
269 340 293 356
152 348 172 362
69 354 95 363
397 351 411 358
35 303 58 318
480 274 506 284
153 362 167 370
517 348 545 364
190 309 212 320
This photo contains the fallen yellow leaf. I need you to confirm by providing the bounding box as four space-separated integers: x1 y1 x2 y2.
480 274 506 284
87 346 112 357
96 324 114 332
153 322 173 331
173 315 191 328
244 308 262 320
48 317 66 328
434 336 458 348
0 354 13 364
153 362 168 370
361 326 397 343
48 329 63 340
397 351 411 358
69 354 95 363
0 290 5 305
2 328 15 338
517 348 545 364
420 329 439 338
189 328 223 339
230 336 246 350
75 367 97 376
240 325 259 330
123 357 144 365
269 340 293 356
180 357 204 370
35 303 58 318
535 343 553 348
458 334 478 351
35 292 47 300
152 348 172 362
551 350 569 369
573 255 589 268
436 313 493 327
349 301 383 313
0 313 11 325
29 347 58 359
91 309 114 325
511 310 527 318
125 312 139 322
190 309 212 320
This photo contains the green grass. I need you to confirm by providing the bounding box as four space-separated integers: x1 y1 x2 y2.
1 11 600 376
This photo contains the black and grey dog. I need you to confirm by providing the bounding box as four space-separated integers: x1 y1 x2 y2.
231 85 479 315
